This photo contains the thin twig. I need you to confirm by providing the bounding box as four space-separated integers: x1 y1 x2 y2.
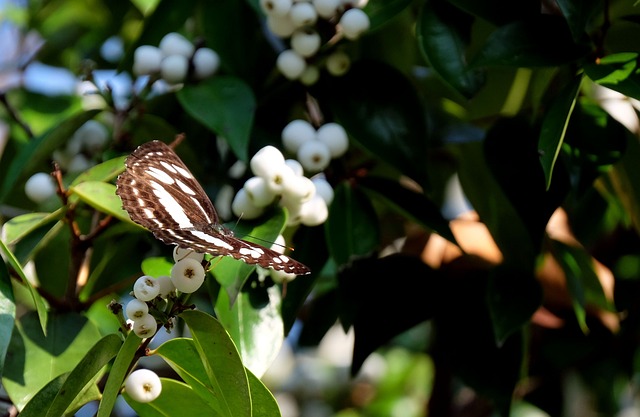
0 93 34 139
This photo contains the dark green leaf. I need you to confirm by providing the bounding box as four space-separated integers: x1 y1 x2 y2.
363 0 413 32
0 260 15 377
417 0 485 98
539 73 583 189
448 0 539 25
325 182 379 267
124 378 218 416
178 76 256 161
608 131 640 236
556 0 602 41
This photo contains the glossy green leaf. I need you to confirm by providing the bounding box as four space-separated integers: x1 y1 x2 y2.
245 367 281 416
323 61 430 185
556 0 602 41
0 210 64 246
0 110 100 202
141 256 173 278
70 181 132 224
0 240 48 335
0 260 15 377
325 182 379 267
70 156 126 187
3 312 102 410
215 285 283 378
539 73 583 189
124 378 218 416
363 0 413 32
472 15 591 68
178 76 256 162
179 310 252 417
97 331 141 417
358 176 456 244
584 52 640 100
417 0 484 98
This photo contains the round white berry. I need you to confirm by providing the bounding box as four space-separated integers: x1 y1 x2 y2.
266 14 296 38
282 119 316 154
282 174 315 203
243 176 277 207
132 313 158 338
325 50 350 76
297 140 331 172
264 163 297 194
170 258 206 293
160 54 189 84
24 172 56 204
159 32 194 58
125 299 149 320
231 188 265 219
276 50 307 80
291 29 321 57
299 65 320 86
173 246 205 263
260 0 293 16
125 369 162 403
156 275 175 298
313 0 340 18
133 276 161 301
67 154 93 173
299 195 329 226
289 2 317 27
250 145 286 178
339 8 370 40
271 234 287 254
100 36 124 63
192 48 220 80
133 45 163 75
270 268 298 283
284 158 304 176
316 122 348 157
311 176 334 205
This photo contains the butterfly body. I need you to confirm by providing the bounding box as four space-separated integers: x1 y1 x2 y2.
116 140 311 275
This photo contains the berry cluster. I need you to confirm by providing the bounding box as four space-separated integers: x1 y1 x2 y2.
260 0 370 83
133 32 220 84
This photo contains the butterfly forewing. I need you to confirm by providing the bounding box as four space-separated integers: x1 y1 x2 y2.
116 140 311 275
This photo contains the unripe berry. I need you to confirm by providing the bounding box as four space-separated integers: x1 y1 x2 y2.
132 313 158 338
173 246 205 263
291 29 321 57
25 172 56 203
133 45 163 75
133 275 160 301
313 0 339 18
192 48 220 80
266 14 296 38
282 119 316 154
125 299 149 320
326 50 350 76
170 258 205 293
160 55 189 84
276 50 307 80
339 8 370 40
159 32 194 58
289 2 317 27
261 0 293 16
125 369 162 402
231 188 265 219
316 122 349 157
299 65 320 86
250 146 286 178
297 140 331 172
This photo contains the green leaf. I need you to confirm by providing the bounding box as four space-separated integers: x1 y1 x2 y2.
322 60 430 185
539 73 583 189
0 110 100 202
0 240 48 335
471 15 591 68
178 76 256 161
18 334 122 417
416 0 485 98
363 0 413 32
124 378 218 416
448 0 538 25
556 0 602 41
358 176 457 244
215 285 284 378
325 182 379 267
179 310 252 417
584 52 640 99
141 257 173 278
2 312 102 410
0 260 15 377
70 181 132 224
97 331 141 417
0 210 64 246
245 367 281 416
70 156 126 187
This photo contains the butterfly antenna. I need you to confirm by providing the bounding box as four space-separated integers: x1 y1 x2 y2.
169 133 186 150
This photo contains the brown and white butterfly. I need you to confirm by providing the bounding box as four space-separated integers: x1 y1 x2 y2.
116 140 310 275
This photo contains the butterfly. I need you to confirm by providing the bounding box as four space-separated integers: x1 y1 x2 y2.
116 140 311 275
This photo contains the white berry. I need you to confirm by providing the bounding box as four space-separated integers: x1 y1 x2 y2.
171 258 205 293
132 313 158 338
313 0 339 18
297 140 331 172
159 32 194 58
243 176 277 207
289 2 317 27
299 195 329 226
192 48 220 80
325 50 350 76
125 299 149 320
125 369 162 403
276 50 307 80
173 246 205 263
231 188 265 219
282 119 316 154
339 8 370 40
282 174 315 203
133 276 161 301
291 29 321 57
250 145 286 178
316 122 349 157
261 0 293 16
312 176 334 205
132 45 163 75
100 36 124 63
285 158 304 176
266 14 296 38
25 172 56 203
155 275 175 298
160 55 189 84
